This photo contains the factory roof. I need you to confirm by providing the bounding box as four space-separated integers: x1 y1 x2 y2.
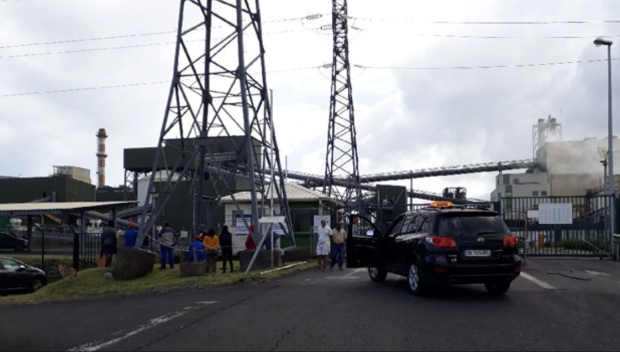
220 183 342 205
0 201 138 216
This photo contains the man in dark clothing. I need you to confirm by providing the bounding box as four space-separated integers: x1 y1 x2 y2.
101 220 118 268
198 224 208 241
124 222 138 248
219 225 233 273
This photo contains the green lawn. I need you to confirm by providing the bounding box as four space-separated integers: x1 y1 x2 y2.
0 259 315 305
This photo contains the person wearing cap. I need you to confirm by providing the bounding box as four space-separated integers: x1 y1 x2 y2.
188 234 206 262
124 222 139 248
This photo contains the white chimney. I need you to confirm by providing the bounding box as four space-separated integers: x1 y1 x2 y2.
96 128 108 188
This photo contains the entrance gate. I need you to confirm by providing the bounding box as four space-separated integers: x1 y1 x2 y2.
501 195 613 258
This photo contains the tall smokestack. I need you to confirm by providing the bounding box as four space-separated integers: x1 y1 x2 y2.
96 128 108 188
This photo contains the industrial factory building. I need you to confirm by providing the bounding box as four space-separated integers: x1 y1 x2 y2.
123 136 265 232
491 136 620 201
0 166 96 204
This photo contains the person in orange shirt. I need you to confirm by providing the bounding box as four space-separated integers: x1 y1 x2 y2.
202 228 220 275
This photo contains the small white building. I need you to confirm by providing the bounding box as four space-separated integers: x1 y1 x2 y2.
490 171 551 201
219 182 342 253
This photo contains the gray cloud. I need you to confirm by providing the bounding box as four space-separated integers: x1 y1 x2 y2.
1 0 619 201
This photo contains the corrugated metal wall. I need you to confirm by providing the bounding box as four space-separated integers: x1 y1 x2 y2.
0 176 95 203
151 179 228 234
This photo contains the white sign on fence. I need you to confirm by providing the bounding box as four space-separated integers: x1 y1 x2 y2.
313 215 331 233
259 216 286 224
235 214 253 236
272 222 289 236
527 210 539 219
538 203 573 224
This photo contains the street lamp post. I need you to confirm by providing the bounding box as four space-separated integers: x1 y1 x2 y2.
594 38 616 247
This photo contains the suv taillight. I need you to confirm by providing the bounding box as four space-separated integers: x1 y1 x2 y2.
425 236 457 248
503 234 518 247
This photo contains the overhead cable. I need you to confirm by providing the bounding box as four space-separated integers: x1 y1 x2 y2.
0 65 323 98
355 57 620 71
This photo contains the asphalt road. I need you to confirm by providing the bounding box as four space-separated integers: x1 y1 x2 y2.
3 258 620 351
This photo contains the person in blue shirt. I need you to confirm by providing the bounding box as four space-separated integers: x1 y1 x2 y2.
263 229 285 266
124 222 139 248
188 235 206 262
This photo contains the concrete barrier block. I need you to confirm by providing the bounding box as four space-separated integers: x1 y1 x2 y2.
180 261 207 277
238 249 281 271
283 246 310 262
113 247 156 280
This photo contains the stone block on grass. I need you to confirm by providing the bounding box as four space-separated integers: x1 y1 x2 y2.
180 261 207 277
238 249 281 272
113 247 156 280
283 246 310 262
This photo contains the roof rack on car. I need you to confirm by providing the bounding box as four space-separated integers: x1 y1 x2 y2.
425 201 493 211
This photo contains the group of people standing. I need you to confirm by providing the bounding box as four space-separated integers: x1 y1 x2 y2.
315 219 347 272
187 225 234 274
100 218 347 273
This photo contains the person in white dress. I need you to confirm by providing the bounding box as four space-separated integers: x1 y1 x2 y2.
316 219 332 272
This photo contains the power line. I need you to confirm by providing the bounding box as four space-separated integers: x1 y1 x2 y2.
355 30 620 40
0 31 176 49
355 57 620 70
0 29 302 59
349 16 620 25
0 65 323 98
0 81 170 97
0 14 326 49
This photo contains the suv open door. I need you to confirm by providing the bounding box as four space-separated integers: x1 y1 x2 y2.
346 214 384 268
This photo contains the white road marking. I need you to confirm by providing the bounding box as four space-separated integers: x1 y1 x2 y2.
520 272 557 290
346 268 365 277
585 270 612 277
325 276 360 280
67 302 218 352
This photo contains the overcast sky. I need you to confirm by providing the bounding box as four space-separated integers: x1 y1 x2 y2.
1 0 619 201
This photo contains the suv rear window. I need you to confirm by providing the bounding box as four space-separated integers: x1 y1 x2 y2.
435 213 509 237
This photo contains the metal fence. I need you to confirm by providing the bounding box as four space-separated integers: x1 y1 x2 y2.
501 195 613 258
79 232 102 269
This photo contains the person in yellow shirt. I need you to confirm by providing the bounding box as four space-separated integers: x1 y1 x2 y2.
202 228 220 275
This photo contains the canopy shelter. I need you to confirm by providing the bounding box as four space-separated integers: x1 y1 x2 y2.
0 201 138 271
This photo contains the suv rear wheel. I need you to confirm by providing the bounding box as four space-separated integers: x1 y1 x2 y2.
485 282 511 295
14 243 25 252
368 267 387 283
407 262 428 296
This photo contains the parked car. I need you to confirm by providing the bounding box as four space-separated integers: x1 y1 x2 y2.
0 232 28 251
0 256 47 293
346 201 522 296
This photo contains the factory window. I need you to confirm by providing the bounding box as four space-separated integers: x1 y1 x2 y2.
505 185 513 194
503 174 510 185
532 191 539 196
541 191 548 196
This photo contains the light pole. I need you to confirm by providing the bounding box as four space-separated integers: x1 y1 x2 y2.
594 38 614 196
594 37 616 242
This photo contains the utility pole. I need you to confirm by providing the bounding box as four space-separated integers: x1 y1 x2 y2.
323 0 362 207
136 0 295 250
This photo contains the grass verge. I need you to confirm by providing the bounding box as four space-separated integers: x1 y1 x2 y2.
0 260 316 306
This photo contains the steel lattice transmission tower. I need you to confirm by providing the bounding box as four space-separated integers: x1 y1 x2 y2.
323 0 362 205
136 0 294 247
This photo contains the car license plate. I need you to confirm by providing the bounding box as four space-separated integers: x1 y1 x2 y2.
464 250 491 257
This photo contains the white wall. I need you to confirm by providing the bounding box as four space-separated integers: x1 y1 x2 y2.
490 172 551 199
223 202 284 254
